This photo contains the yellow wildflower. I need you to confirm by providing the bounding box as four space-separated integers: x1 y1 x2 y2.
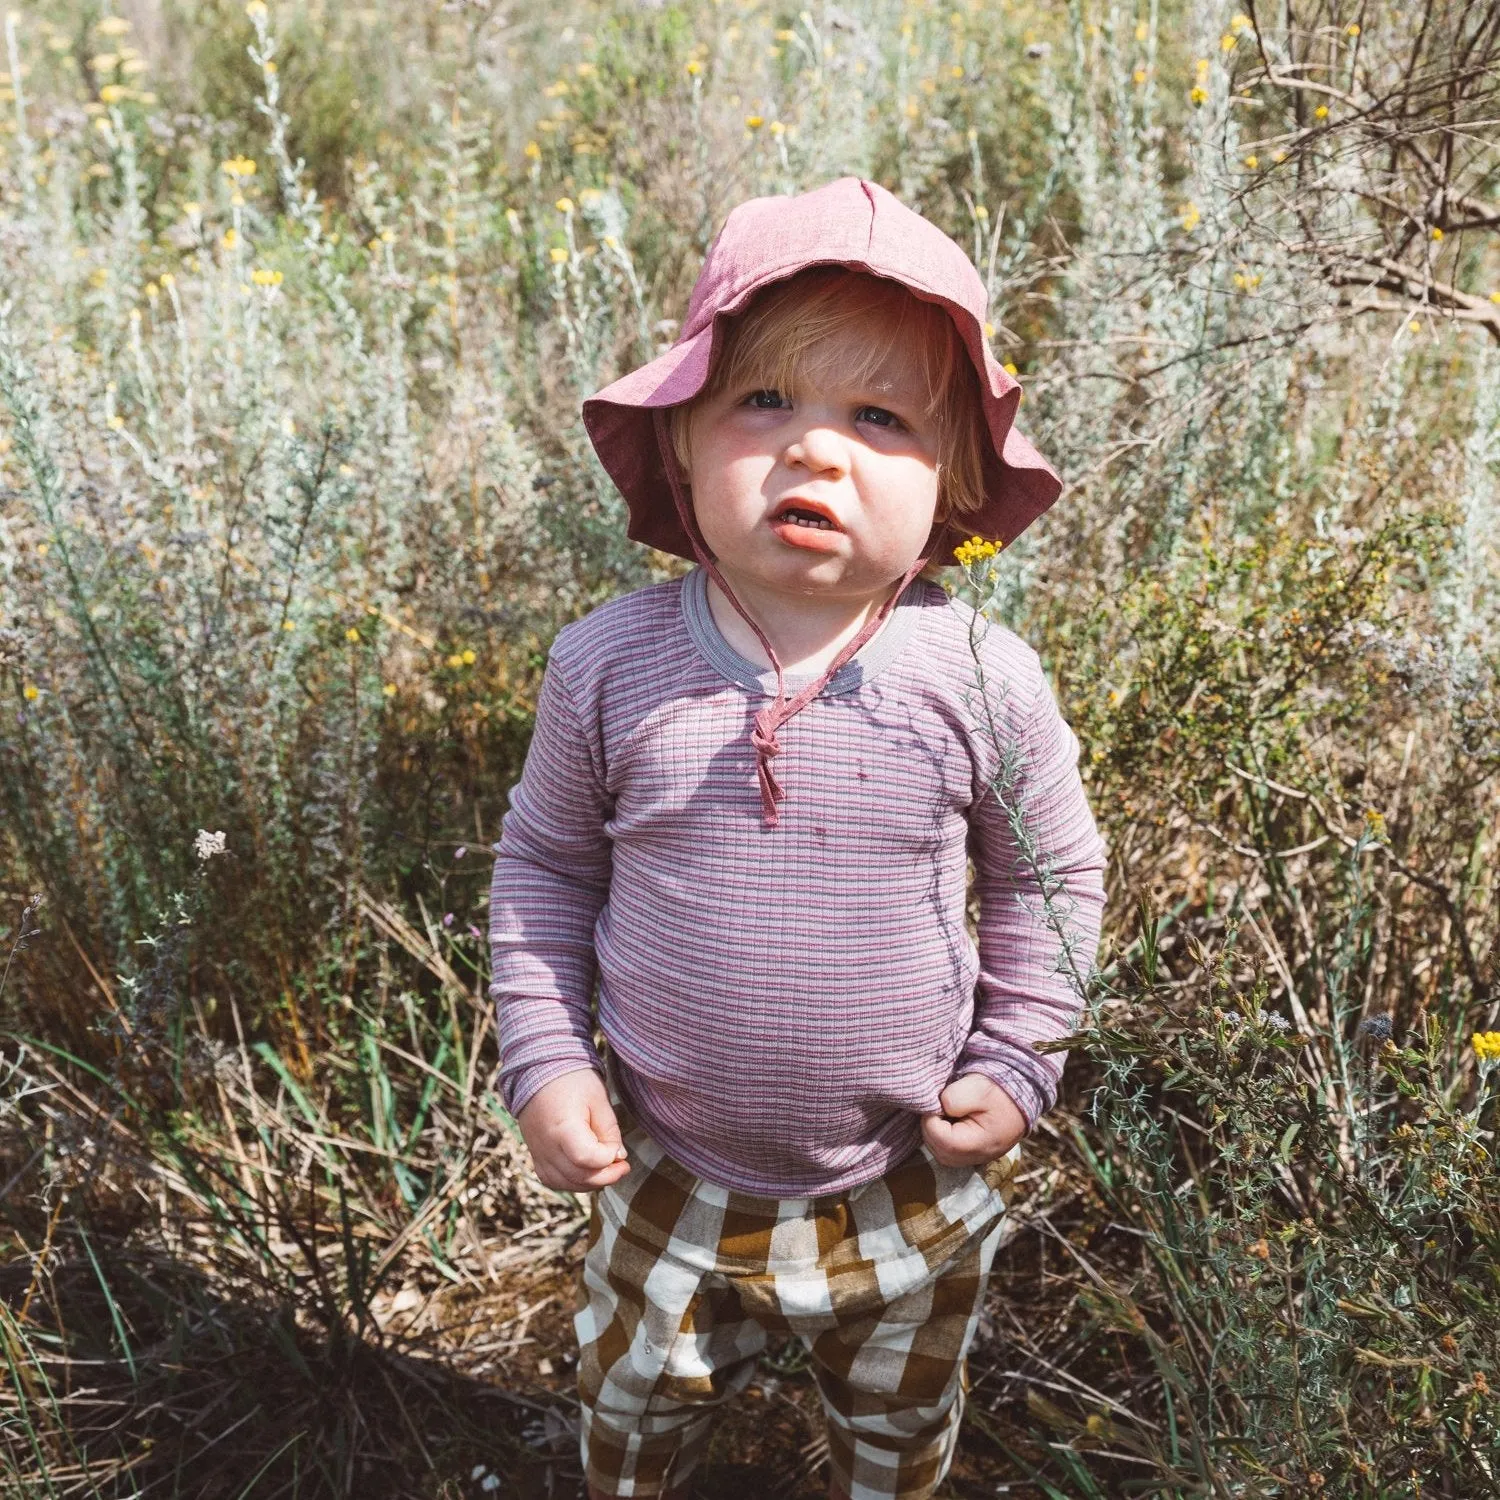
745 114 764 128
23 683 39 700
1134 67 1147 84
1003 361 1019 376
1179 202 1201 231
549 247 569 264
220 155 257 179
461 648 476 665
1220 32 1236 51
1430 226 1443 241
221 227 238 249
686 59 702 76
1363 808 1387 841
446 652 464 668
1135 21 1149 40
1244 154 1258 168
98 16 132 35
769 120 785 136
1314 104 1329 119
1196 57 1211 77
575 61 597 78
251 267 282 286
88 53 120 72
1190 85 1208 105
245 0 268 18
1472 1032 1500 1063
555 196 574 213
99 84 129 104
953 536 1001 567
1346 22 1360 35
107 414 124 430
1230 12 1252 30
346 627 361 642
159 271 174 287
524 141 541 160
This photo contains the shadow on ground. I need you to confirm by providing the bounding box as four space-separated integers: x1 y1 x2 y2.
1 1225 1061 1499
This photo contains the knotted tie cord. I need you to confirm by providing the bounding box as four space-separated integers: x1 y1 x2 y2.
651 407 935 828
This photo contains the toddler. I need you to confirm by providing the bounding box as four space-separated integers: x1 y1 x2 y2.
488 176 1107 1500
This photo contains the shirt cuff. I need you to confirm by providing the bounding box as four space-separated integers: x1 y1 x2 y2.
953 1044 1054 1130
500 1053 606 1120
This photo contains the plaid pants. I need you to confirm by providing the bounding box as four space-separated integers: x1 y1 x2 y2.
575 1120 1017 1499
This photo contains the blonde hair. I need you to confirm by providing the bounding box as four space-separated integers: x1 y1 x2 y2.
664 266 989 561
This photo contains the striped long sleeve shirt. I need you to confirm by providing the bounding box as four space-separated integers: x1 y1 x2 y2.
487 567 1108 1196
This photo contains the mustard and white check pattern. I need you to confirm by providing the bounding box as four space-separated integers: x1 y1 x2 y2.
575 1121 1018 1499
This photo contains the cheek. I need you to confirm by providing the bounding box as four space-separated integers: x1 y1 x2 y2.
876 461 941 549
688 439 766 525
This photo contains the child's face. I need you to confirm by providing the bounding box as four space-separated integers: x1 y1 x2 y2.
684 327 940 604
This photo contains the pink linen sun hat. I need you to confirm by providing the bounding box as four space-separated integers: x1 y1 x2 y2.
581 174 1062 562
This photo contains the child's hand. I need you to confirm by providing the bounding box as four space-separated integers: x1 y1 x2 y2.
515 1069 631 1193
921 1074 1028 1168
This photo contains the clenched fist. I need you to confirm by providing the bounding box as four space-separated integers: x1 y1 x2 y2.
516 1069 631 1192
921 1073 1028 1168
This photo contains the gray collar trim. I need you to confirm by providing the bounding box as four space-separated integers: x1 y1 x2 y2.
680 564 926 698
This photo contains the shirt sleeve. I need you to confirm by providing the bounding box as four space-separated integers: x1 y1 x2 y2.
958 649 1108 1130
487 648 613 1118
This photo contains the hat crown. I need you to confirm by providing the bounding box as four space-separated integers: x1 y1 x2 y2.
681 176 989 342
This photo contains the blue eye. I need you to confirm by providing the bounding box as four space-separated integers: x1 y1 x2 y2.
741 391 905 429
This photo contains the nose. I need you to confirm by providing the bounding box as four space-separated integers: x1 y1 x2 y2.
782 411 850 478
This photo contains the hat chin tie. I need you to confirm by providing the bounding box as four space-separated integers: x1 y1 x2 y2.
651 407 932 829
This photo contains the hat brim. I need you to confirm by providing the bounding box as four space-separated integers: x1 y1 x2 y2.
582 285 1062 564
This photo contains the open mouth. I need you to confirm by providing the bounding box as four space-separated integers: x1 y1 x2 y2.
771 499 842 531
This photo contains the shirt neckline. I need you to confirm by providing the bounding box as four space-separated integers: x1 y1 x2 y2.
680 564 929 697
